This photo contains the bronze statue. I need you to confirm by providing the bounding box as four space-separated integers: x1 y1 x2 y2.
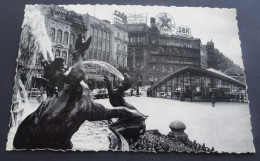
104 74 147 141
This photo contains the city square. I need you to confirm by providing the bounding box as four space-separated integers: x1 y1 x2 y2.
8 96 254 153
7 4 254 153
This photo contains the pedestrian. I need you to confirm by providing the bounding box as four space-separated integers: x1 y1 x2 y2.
211 94 216 107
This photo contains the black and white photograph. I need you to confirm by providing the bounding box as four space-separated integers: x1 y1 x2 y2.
6 4 255 153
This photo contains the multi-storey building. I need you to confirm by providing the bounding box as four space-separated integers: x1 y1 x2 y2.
44 5 88 67
19 6 121 89
84 15 113 64
112 23 128 71
125 23 149 85
200 44 208 69
18 5 87 89
125 18 201 86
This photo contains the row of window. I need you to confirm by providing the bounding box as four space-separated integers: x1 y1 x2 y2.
54 49 68 65
88 50 110 63
90 27 111 52
115 29 127 41
116 56 127 67
129 36 146 44
150 56 198 63
49 27 78 48
116 43 127 53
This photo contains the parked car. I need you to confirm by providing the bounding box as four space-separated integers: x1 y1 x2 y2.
124 89 131 96
160 92 166 98
28 88 41 98
92 88 109 99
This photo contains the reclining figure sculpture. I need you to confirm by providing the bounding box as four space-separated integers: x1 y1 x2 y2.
13 35 145 150
104 74 147 141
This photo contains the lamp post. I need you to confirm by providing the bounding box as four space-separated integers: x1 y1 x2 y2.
135 62 142 97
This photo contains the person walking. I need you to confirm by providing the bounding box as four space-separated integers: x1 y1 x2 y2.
211 94 216 107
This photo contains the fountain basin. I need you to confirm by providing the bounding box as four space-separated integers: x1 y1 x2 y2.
71 121 129 151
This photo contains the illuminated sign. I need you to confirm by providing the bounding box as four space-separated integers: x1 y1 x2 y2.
155 13 175 35
128 13 147 24
175 25 192 37
113 10 127 24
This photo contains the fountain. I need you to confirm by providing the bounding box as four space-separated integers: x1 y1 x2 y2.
11 5 146 150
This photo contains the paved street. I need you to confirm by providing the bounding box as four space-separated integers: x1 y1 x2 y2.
95 96 255 153
13 96 255 153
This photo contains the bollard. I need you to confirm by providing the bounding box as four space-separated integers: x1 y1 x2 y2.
167 120 188 141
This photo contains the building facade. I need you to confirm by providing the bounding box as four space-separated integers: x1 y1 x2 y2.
125 18 201 86
112 24 128 70
200 44 208 69
125 23 149 86
44 5 88 67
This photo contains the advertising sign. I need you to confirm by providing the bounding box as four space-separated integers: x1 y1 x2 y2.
175 25 192 37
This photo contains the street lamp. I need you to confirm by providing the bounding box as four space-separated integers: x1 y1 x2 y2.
135 62 142 97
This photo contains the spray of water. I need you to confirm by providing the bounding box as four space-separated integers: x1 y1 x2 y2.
18 79 29 103
20 5 54 62
83 60 124 80
18 5 54 89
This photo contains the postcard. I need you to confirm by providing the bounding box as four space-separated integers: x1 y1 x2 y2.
6 4 255 153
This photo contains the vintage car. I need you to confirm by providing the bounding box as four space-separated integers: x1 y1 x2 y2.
91 88 109 99
28 88 41 98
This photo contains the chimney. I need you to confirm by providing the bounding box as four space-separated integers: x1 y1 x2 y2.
150 17 156 28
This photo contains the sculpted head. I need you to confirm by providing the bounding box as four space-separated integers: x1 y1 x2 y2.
121 73 132 91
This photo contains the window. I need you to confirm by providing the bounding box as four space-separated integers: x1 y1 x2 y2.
129 37 132 43
102 52 106 61
55 50 60 57
137 37 141 43
107 54 109 63
63 32 69 44
57 30 62 43
70 34 75 46
62 51 67 65
90 27 94 36
89 50 93 59
94 28 98 36
102 32 106 51
141 37 145 44
98 51 101 60
94 50 97 59
117 44 120 52
99 31 102 48
98 30 102 37
107 33 110 40
49 28 55 41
